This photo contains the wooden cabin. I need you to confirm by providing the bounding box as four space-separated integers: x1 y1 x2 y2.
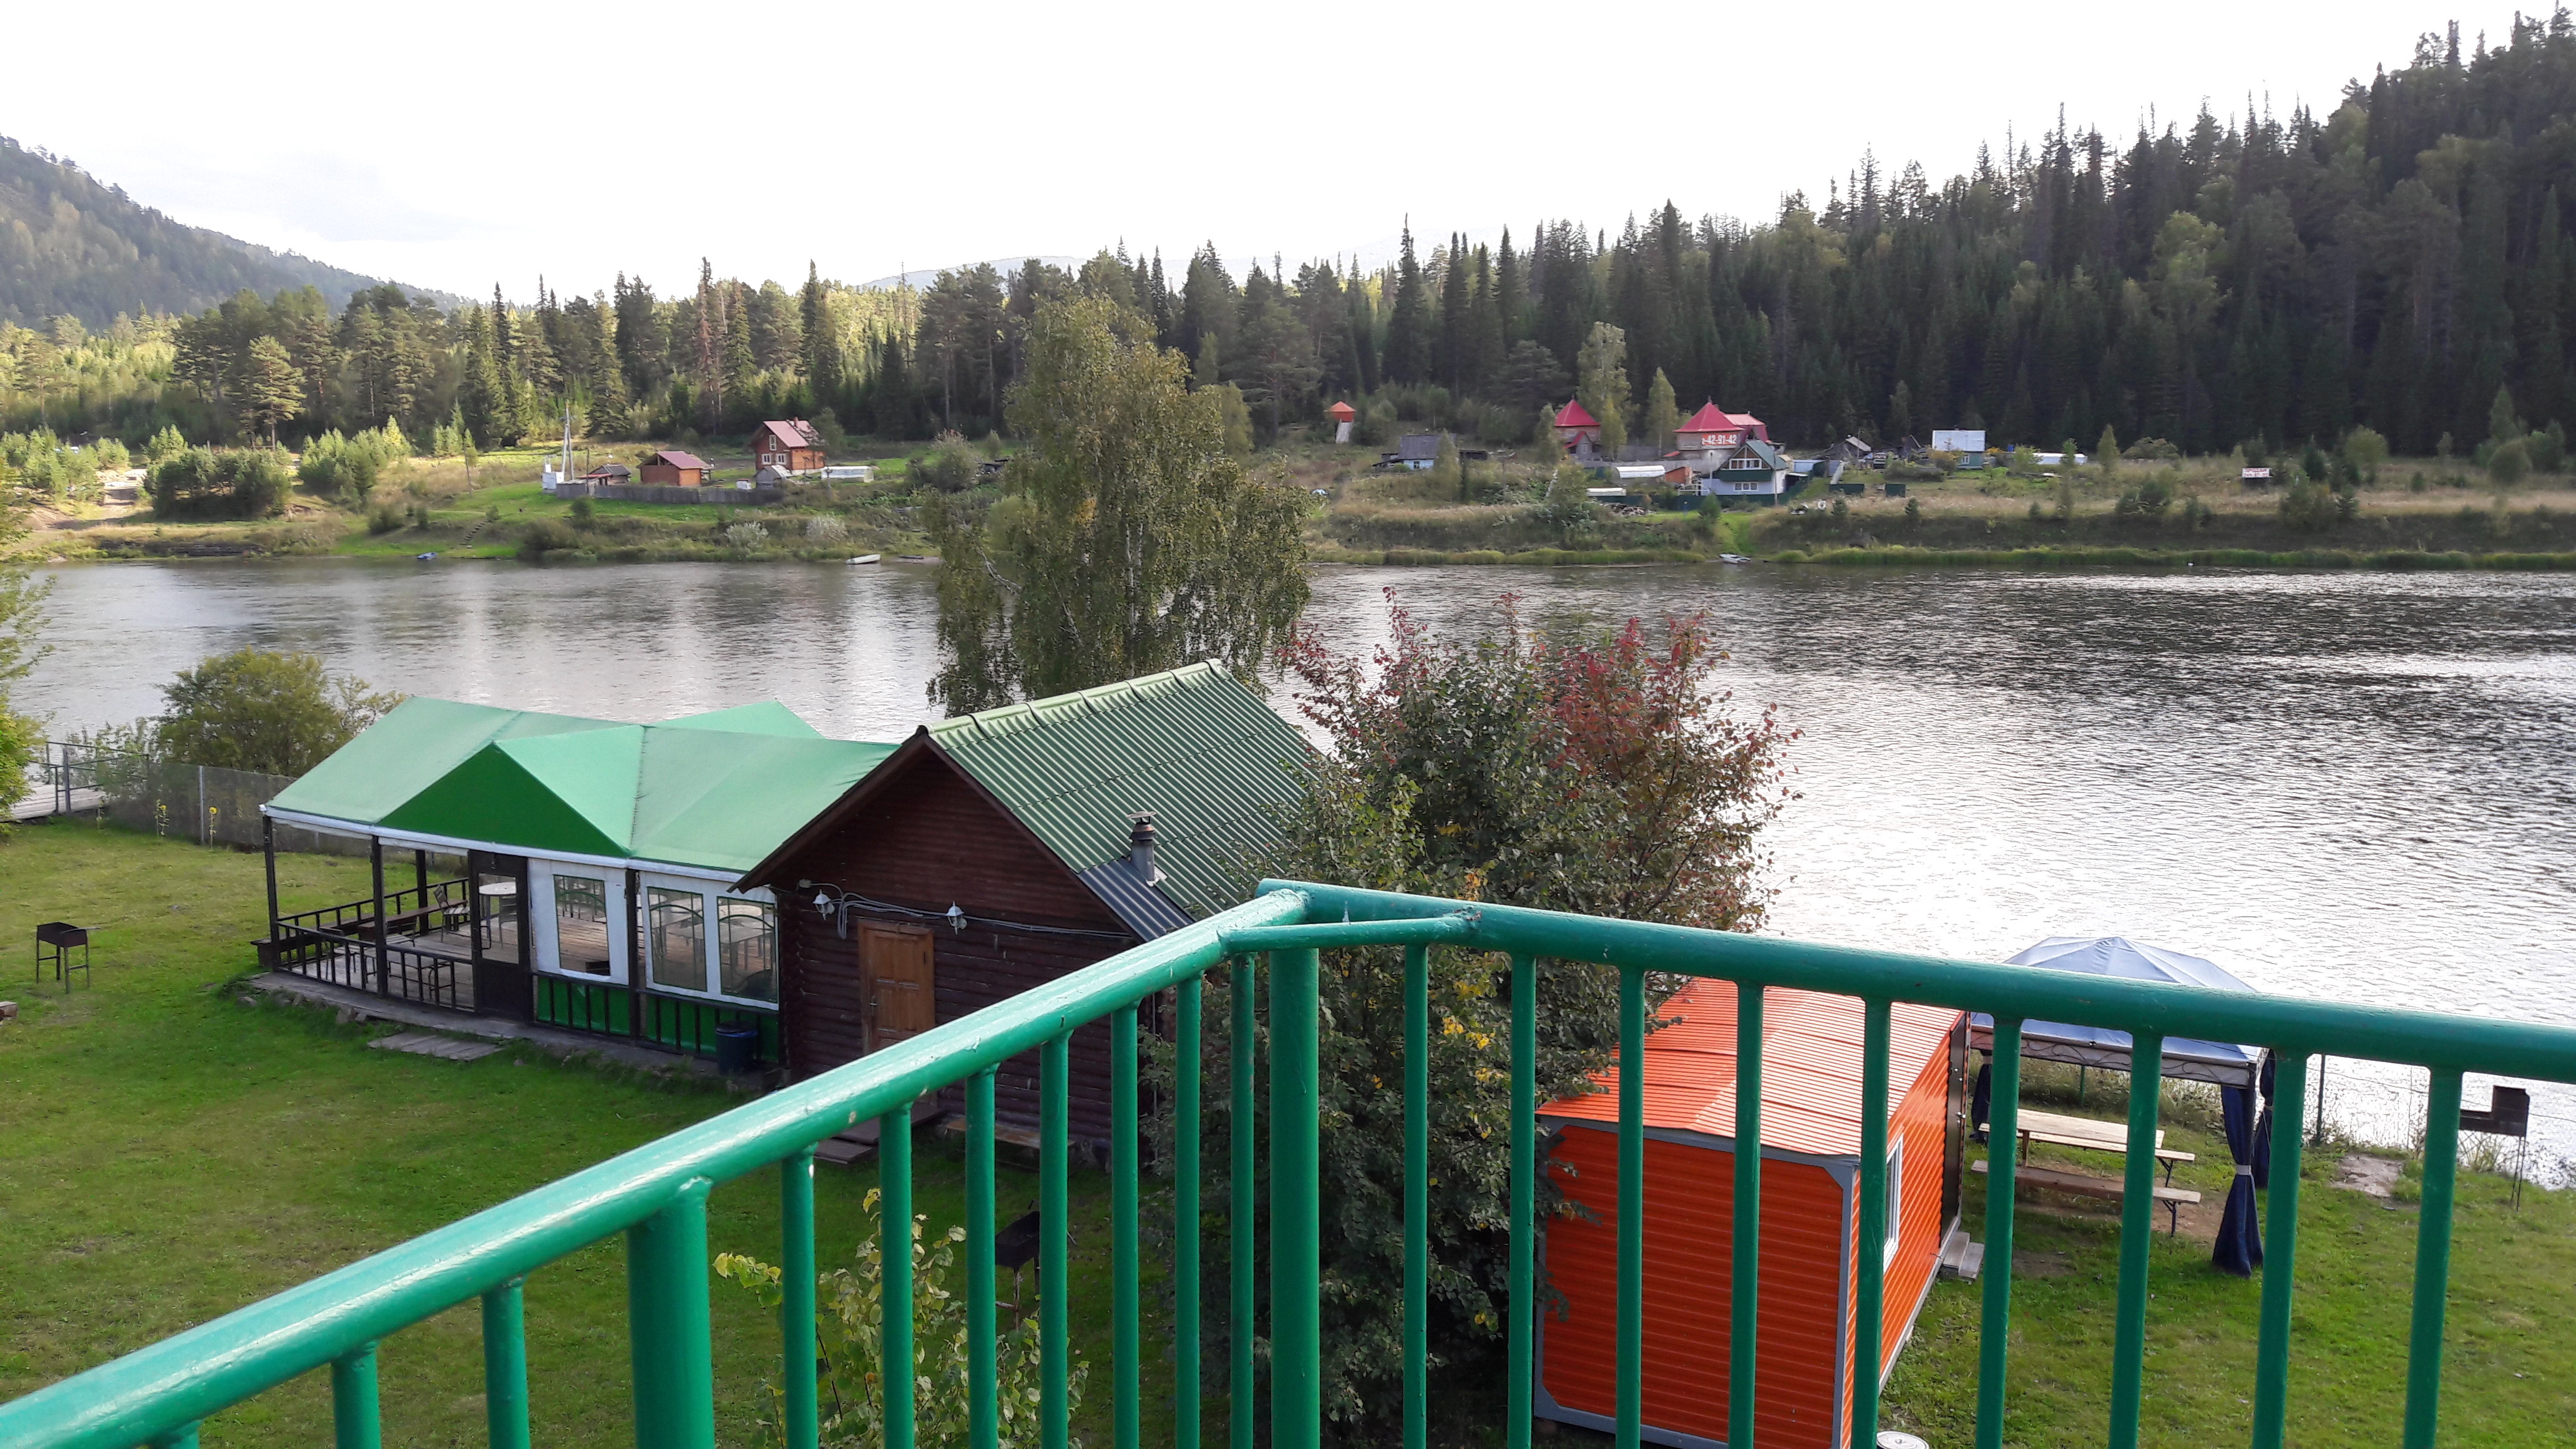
639 450 711 486
734 662 1311 1141
752 420 827 475
1538 983 1969 1449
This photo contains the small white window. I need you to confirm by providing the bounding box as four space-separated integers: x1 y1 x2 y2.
1883 1139 1905 1267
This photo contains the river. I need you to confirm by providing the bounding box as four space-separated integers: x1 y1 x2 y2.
17 557 2576 1171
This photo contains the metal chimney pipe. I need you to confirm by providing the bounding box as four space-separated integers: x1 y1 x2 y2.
1128 812 1163 886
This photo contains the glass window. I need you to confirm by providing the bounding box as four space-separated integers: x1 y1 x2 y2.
646 887 708 993
718 898 778 1002
553 875 612 976
1884 1140 1905 1267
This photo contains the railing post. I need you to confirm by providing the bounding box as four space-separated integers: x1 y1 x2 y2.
1229 959 1256 1449
1042 1032 1071 1449
1113 1003 1141 1449
1269 947 1322 1449
782 1151 819 1449
369 836 389 997
1731 981 1764 1449
968 1070 999 1449
2109 1033 2165 1449
1852 998 1892 1449
482 1279 532 1449
1176 976 1204 1449
1974 1020 2022 1449
2402 1068 2465 1449
263 814 279 934
1614 963 1642 1449
1403 944 1430 1449
330 1343 380 1449
883 1098 915 1449
2250 1051 2308 1449
627 1178 716 1449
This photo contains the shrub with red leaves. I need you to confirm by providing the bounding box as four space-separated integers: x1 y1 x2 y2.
1210 588 1797 1427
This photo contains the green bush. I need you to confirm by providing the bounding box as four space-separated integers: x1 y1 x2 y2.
2489 437 2532 484
718 1189 1080 1449
567 495 597 529
366 504 403 534
148 446 293 519
2279 479 2341 532
516 519 577 559
910 434 981 493
296 423 408 503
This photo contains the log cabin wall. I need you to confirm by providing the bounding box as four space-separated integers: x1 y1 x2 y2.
774 746 1137 1141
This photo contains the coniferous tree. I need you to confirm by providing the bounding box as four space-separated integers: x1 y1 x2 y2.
801 262 843 401
1385 224 1430 384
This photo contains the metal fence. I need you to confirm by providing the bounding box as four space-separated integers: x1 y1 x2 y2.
29 741 365 856
3 881 2574 1449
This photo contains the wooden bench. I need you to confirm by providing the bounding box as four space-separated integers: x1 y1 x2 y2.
1972 1158 2202 1235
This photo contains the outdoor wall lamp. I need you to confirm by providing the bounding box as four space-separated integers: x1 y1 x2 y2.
946 904 967 934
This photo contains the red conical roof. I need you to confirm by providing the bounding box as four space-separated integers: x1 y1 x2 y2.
1325 400 1357 420
1679 401 1732 432
1555 398 1599 428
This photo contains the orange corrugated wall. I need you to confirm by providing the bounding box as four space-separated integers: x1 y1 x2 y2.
1543 1131 1847 1446
1541 1040 1957 1448
1840 1032 1956 1429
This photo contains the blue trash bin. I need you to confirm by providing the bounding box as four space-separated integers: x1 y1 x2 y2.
715 1022 761 1075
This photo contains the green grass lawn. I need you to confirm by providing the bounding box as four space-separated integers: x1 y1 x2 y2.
0 823 1157 1448
1878 1110 2575 1446
4 824 2568 1448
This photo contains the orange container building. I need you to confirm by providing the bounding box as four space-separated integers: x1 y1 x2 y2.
1538 982 1969 1449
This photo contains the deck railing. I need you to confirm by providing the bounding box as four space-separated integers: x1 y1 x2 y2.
6 880 2575 1449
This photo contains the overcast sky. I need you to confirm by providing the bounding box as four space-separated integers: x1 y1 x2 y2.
5 1 2537 302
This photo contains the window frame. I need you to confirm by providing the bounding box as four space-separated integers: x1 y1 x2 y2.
532 860 627 984
1883 1138 1905 1269
636 873 780 1008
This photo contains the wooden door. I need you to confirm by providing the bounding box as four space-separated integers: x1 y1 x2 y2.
859 923 936 1054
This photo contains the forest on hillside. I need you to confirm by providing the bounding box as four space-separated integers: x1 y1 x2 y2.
0 137 403 329
13 14 2576 463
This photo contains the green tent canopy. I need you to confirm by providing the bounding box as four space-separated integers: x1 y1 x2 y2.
266 697 894 875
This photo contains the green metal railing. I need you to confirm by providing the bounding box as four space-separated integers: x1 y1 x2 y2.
6 879 2574 1449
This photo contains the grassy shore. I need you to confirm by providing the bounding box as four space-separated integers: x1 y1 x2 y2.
0 822 1140 1448
15 436 2576 570
6 824 2567 1447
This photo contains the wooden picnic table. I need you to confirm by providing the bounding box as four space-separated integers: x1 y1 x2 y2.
1974 1107 2205 1235
2013 1107 2196 1185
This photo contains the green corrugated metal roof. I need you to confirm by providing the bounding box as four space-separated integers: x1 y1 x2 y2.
659 701 824 738
274 698 895 874
265 697 625 827
927 662 1312 919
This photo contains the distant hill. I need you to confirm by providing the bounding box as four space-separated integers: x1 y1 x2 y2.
855 257 1083 291
0 136 449 327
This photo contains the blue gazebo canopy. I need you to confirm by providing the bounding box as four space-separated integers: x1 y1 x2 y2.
1968 935 2261 1087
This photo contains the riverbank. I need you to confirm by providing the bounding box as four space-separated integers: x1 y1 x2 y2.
15 440 2576 569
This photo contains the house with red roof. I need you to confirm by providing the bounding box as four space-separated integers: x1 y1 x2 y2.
1674 401 1791 503
751 419 827 476
1553 398 1603 456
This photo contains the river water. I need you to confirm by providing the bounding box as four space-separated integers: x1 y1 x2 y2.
17 558 2576 1170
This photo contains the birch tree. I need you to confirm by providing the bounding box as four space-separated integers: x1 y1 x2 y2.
926 295 1307 712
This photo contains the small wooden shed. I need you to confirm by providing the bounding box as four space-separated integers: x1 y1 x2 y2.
1538 983 1968 1449
639 450 710 486
734 662 1311 1140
